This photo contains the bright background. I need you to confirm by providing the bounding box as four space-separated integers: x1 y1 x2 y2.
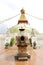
0 0 43 33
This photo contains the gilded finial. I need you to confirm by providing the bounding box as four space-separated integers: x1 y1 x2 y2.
21 9 25 14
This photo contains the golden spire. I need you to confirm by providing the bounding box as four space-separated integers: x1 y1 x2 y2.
18 9 28 24
20 8 26 20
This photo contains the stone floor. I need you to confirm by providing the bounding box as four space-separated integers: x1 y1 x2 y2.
0 45 43 65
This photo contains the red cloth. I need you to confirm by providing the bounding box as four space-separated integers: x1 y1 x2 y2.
18 20 28 24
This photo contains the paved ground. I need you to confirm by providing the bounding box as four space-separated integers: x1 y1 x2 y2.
0 45 43 65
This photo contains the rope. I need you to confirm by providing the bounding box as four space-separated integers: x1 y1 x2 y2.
0 13 20 24
26 13 43 20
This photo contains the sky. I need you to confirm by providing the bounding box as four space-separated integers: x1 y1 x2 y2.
0 0 43 33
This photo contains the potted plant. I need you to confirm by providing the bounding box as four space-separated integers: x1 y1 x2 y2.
33 41 36 49
10 37 15 47
5 42 9 49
